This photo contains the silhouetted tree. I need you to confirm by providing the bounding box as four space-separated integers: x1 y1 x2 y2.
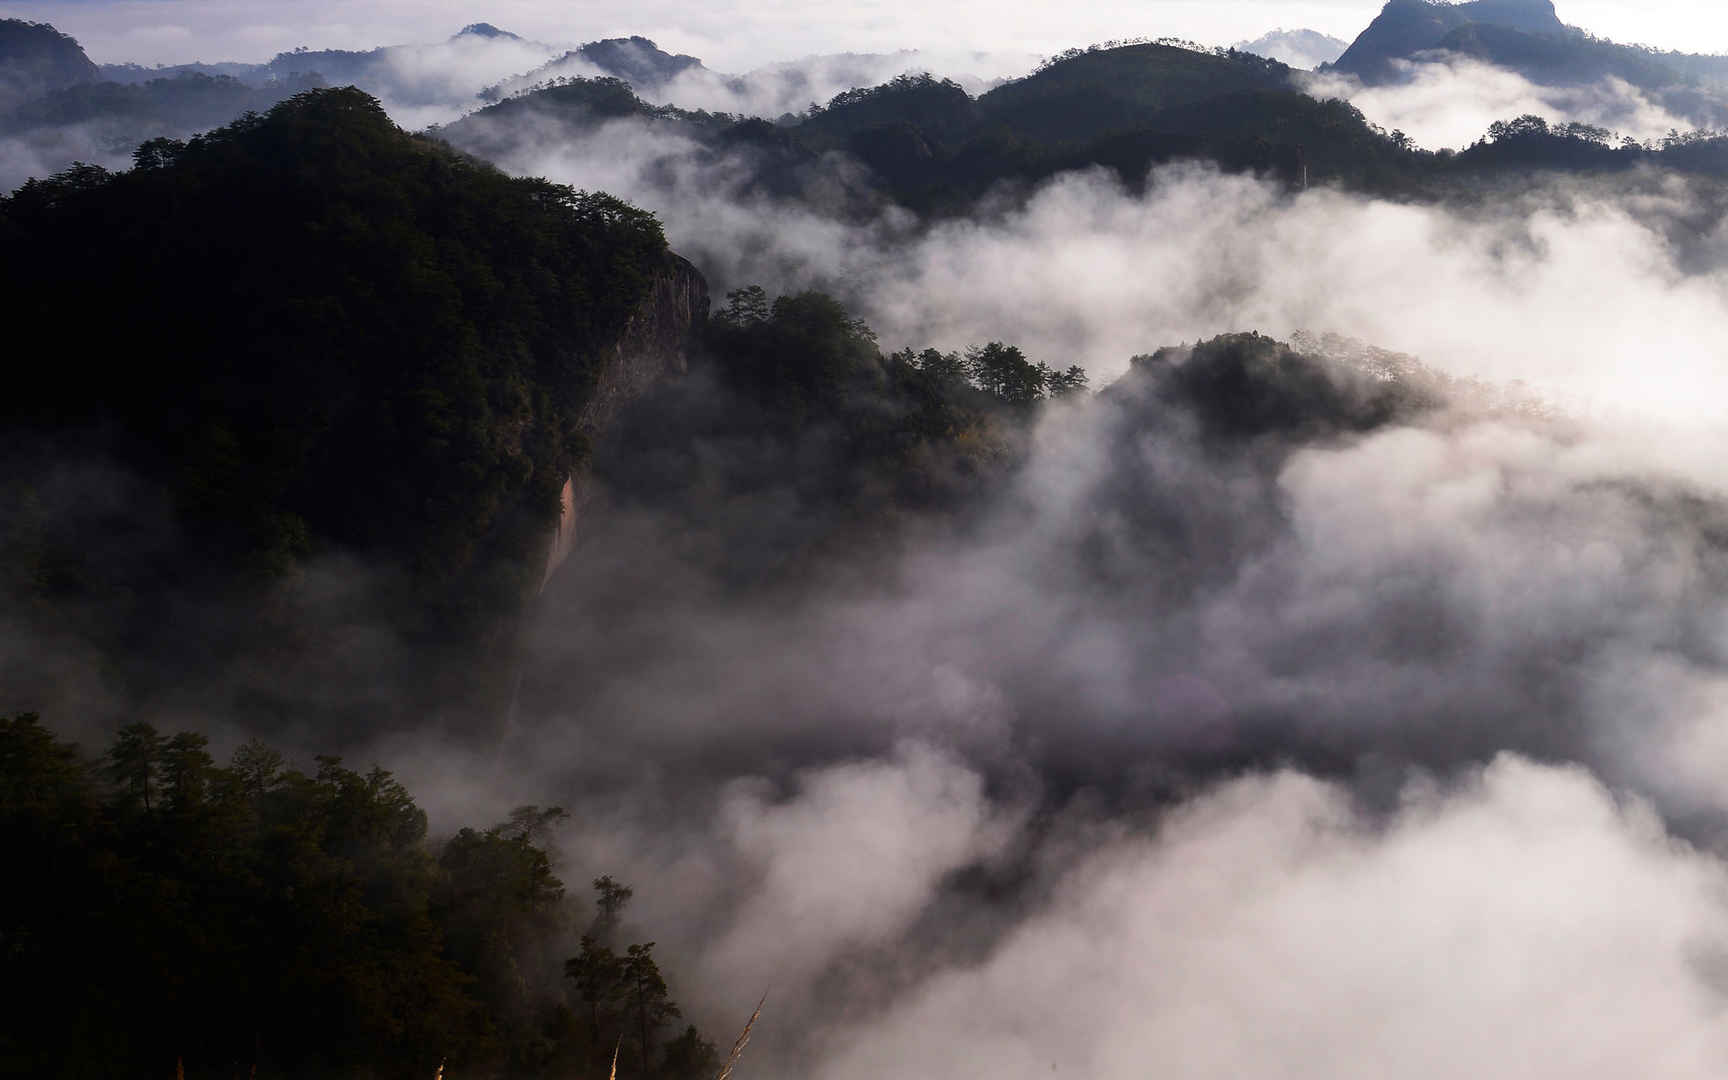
967 341 1047 405
106 721 162 812
621 942 680 1076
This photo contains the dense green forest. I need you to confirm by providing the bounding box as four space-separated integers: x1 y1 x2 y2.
1 87 672 734
0 713 723 1079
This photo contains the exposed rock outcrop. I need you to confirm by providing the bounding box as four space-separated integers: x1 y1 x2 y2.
540 251 708 589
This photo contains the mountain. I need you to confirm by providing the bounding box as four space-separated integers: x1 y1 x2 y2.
1332 0 1565 82
97 23 542 95
1331 0 1728 96
0 70 324 190
977 42 1296 143
1 88 705 738
252 25 559 108
453 21 521 40
448 45 1421 214
1233 28 1350 69
480 35 709 101
576 35 704 88
2 18 569 189
1 71 321 137
98 60 265 84
1328 0 1728 128
0 19 99 109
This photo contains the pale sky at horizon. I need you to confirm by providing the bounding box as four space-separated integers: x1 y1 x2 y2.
2 0 1725 72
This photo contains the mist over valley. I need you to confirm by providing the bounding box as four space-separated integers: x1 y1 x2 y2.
9 1 1728 1077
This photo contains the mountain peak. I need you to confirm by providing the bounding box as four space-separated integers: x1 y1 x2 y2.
1332 0 1567 82
574 36 705 88
1233 28 1350 69
454 23 520 41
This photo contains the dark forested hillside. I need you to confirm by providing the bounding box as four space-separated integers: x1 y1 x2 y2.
0 19 98 109
976 42 1294 143
444 52 1407 215
1 88 678 738
0 713 720 1079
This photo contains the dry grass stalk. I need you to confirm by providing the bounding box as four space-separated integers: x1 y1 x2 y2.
714 993 767 1080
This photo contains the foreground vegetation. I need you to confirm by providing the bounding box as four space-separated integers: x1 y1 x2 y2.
0 713 718 1079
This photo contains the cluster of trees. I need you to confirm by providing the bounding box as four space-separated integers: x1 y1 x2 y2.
590 286 1087 588
1125 331 1451 443
1454 111 1728 176
0 713 719 1078
1485 114 1620 146
710 285 1086 416
889 342 1088 406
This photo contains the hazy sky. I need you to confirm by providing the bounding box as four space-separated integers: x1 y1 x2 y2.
6 0 1728 71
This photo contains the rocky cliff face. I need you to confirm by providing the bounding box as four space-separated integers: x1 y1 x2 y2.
1332 0 1566 83
539 251 709 589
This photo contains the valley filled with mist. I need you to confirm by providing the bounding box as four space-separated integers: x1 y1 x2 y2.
10 1 1728 1077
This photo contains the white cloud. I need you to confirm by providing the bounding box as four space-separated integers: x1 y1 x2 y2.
700 743 1017 993
1304 57 1694 151
812 758 1728 1080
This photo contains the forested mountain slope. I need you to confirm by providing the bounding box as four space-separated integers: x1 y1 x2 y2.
1 88 700 739
0 18 97 108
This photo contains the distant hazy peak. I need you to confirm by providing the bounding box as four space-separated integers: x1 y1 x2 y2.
453 23 521 41
574 36 705 88
1233 28 1350 69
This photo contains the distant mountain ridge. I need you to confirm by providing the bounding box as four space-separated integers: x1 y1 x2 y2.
480 35 708 101
443 45 1392 215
